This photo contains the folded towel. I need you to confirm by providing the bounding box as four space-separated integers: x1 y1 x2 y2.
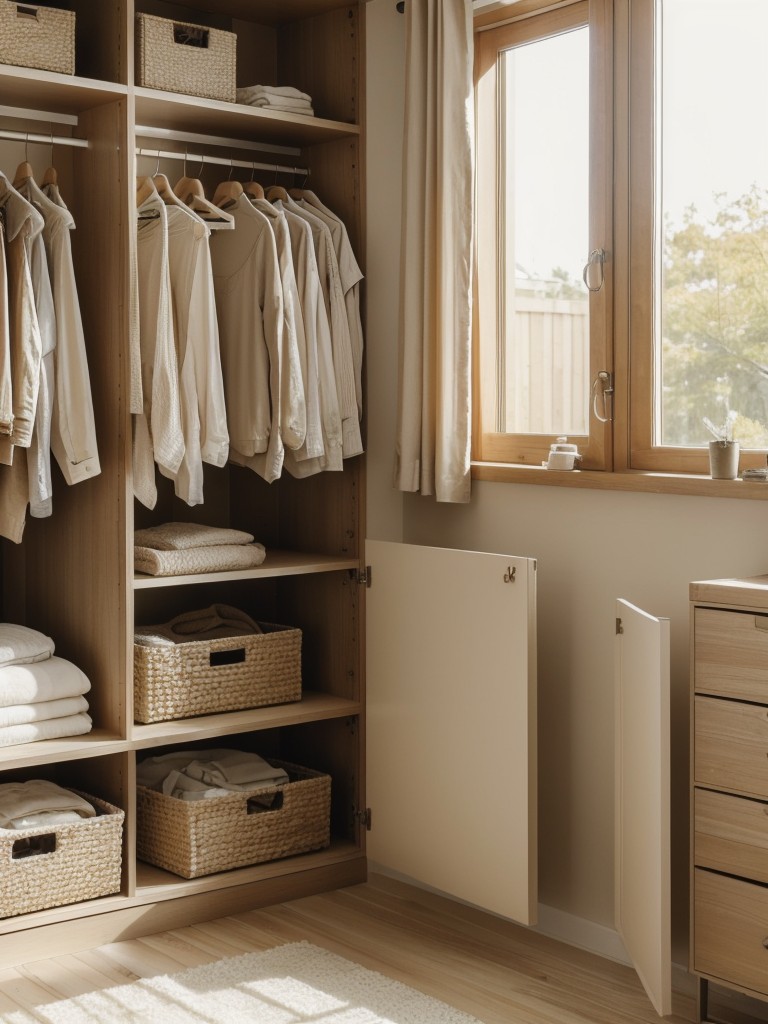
0 694 89 728
135 542 266 577
0 779 95 827
250 100 315 116
0 624 55 667
237 84 312 103
0 656 91 708
137 748 289 800
134 522 255 551
10 811 85 829
135 604 262 646
0 713 92 748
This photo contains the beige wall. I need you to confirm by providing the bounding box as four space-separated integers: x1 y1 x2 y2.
364 0 768 963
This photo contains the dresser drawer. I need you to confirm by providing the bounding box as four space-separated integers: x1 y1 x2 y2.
695 696 768 798
694 869 768 997
695 608 768 702
695 789 768 884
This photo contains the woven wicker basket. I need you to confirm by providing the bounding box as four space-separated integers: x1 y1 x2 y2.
133 622 302 724
0 791 124 919
0 2 74 75
136 760 330 879
136 13 236 103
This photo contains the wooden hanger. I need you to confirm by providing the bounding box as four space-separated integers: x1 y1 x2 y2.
266 185 290 202
153 172 188 209
174 174 234 228
213 179 243 208
244 180 265 200
12 161 34 188
41 166 58 187
288 187 305 200
136 175 157 209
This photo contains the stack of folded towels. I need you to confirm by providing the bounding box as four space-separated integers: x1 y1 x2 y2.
236 84 314 117
0 779 96 830
0 625 92 747
137 748 289 801
134 522 267 577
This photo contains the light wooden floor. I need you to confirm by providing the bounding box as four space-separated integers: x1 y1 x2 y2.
0 873 696 1023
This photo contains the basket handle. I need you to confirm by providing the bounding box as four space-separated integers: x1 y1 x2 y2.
16 5 40 20
247 792 284 815
209 647 245 667
12 833 56 859
173 24 210 49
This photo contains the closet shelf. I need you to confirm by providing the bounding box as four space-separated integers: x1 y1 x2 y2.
134 88 359 146
134 839 362 900
130 691 361 749
0 732 126 771
0 65 127 116
166 0 353 25
133 550 359 589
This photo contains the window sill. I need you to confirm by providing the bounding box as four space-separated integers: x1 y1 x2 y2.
471 461 768 499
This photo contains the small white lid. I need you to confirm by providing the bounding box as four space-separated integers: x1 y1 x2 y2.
550 436 578 454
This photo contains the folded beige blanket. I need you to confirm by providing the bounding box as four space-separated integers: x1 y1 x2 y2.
0 779 95 828
237 84 312 103
135 543 267 577
0 656 91 708
134 522 255 551
0 713 92 748
0 694 89 728
0 624 55 666
135 604 262 646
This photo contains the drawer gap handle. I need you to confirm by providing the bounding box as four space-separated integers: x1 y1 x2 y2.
755 616 768 631
763 938 768 949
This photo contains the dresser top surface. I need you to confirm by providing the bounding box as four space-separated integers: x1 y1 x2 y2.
690 574 768 608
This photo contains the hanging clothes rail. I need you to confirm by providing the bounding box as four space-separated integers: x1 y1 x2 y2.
136 147 308 178
0 128 88 149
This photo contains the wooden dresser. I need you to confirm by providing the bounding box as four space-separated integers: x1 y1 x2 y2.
691 575 768 1021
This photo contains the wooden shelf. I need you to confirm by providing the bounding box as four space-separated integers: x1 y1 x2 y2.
130 691 360 748
0 731 126 770
134 839 361 900
134 550 359 589
134 88 359 146
0 66 126 115
165 0 353 25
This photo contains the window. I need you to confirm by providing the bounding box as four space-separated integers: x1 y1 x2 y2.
474 0 768 483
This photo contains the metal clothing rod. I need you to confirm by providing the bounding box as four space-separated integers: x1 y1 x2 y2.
136 125 301 159
0 128 88 149
136 147 308 178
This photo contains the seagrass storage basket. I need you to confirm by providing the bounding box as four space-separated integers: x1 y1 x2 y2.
0 2 75 75
136 13 236 102
136 760 331 878
133 622 302 724
0 791 124 919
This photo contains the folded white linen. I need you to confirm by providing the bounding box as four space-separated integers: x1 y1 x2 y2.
250 100 315 116
134 522 255 551
237 84 312 103
0 779 95 828
0 694 89 728
137 748 289 800
9 811 85 829
135 542 266 577
0 713 92 748
0 656 91 708
0 624 55 667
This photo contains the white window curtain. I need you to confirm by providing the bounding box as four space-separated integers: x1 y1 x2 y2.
393 0 475 504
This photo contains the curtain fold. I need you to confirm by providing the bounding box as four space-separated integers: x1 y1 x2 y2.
393 0 475 504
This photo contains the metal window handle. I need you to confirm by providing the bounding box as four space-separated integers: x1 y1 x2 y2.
583 248 605 293
592 370 614 423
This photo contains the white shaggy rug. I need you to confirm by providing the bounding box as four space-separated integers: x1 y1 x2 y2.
5 941 486 1024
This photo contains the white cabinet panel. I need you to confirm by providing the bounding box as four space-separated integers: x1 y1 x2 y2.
366 540 537 925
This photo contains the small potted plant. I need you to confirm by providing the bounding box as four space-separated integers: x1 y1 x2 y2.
704 413 739 480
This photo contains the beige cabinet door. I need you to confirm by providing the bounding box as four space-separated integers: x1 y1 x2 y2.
365 540 537 925
615 598 671 1017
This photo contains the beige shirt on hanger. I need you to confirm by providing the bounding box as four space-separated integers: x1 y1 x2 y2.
278 201 343 476
210 193 285 483
135 189 184 510
0 174 44 542
40 181 101 488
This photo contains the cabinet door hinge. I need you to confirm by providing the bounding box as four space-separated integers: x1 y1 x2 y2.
616 617 624 635
355 807 372 830
350 566 371 587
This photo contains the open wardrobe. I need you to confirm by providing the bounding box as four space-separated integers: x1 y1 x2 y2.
0 0 369 963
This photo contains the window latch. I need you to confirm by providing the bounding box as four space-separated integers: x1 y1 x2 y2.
592 370 614 423
583 248 605 293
